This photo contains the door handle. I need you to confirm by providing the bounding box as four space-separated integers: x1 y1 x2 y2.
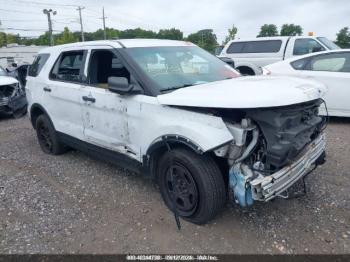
82 96 96 103
43 87 51 92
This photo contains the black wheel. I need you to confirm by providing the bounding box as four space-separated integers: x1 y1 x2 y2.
157 148 226 224
35 114 67 155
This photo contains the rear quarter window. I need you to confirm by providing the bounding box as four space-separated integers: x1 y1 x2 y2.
28 53 50 77
227 40 282 54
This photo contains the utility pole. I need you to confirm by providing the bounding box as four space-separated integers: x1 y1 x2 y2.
102 7 107 40
77 6 85 42
43 9 57 46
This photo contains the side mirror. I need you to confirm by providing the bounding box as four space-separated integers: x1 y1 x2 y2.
12 63 18 68
108 76 142 95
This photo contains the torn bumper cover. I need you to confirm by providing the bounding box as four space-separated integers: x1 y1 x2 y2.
230 133 326 206
0 83 27 115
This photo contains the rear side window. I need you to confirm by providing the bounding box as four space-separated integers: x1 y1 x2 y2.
290 57 310 70
227 42 245 53
28 53 50 77
226 40 282 54
50 50 86 83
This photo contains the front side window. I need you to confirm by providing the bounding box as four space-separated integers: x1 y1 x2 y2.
310 52 350 72
125 46 239 93
28 53 50 77
87 49 132 89
50 50 86 83
293 39 325 56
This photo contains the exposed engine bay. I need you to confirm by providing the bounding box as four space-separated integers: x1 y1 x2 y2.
213 98 327 207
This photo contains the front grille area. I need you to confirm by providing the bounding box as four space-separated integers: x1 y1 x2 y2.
246 99 326 170
0 84 16 99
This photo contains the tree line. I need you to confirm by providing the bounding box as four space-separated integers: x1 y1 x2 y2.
1 24 349 53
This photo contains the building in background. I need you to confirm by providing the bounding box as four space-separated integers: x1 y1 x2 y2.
0 44 47 68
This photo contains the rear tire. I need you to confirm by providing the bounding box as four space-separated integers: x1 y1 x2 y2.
157 148 226 224
35 114 67 155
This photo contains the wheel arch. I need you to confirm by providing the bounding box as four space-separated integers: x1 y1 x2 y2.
143 135 229 180
235 62 261 75
143 135 204 179
30 103 54 130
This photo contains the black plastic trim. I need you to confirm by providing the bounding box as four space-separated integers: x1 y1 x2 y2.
57 132 142 173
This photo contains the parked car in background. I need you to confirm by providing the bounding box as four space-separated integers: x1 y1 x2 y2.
27 40 327 224
219 36 340 75
263 50 350 117
0 66 27 118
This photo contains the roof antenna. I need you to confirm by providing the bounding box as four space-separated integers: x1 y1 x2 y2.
164 139 181 230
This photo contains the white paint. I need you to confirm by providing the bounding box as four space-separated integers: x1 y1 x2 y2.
264 50 350 117
157 75 326 108
219 36 337 75
0 76 18 86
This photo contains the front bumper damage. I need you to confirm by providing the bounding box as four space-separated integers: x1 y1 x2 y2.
229 133 326 207
0 83 27 116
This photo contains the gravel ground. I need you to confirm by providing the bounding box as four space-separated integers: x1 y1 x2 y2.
0 116 349 254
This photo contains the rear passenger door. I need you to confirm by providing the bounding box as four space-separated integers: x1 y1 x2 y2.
46 49 87 141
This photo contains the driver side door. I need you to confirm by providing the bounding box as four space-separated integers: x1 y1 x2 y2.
80 47 143 160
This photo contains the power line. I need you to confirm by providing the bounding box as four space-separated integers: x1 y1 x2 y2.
3 27 61 32
0 8 41 14
6 0 79 8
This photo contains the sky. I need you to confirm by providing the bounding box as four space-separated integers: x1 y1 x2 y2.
0 0 349 43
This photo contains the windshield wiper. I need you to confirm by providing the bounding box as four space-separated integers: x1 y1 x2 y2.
160 84 193 93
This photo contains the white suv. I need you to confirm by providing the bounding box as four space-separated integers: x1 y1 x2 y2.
26 39 327 224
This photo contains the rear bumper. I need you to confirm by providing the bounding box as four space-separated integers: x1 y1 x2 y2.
250 133 326 201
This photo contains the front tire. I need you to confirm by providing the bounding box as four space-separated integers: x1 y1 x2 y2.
157 148 226 224
35 114 67 155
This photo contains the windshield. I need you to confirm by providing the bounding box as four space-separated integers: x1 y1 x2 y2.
0 66 7 76
317 37 340 50
125 46 239 93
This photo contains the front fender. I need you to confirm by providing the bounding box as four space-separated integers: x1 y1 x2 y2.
138 106 234 158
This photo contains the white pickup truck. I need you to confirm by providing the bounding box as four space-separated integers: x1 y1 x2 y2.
219 36 340 75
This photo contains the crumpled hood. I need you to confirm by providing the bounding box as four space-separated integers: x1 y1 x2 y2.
0 76 18 86
157 76 327 108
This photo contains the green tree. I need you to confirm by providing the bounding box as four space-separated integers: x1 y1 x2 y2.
257 24 278 37
186 29 218 53
280 24 303 36
55 27 78 45
222 25 238 45
157 28 183 40
33 32 50 46
336 27 350 48
0 32 7 47
118 28 157 39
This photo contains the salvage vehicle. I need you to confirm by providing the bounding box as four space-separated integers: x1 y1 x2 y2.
263 50 350 117
219 36 340 75
26 39 327 224
0 65 27 117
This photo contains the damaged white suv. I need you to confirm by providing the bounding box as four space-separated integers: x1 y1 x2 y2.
26 39 327 224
